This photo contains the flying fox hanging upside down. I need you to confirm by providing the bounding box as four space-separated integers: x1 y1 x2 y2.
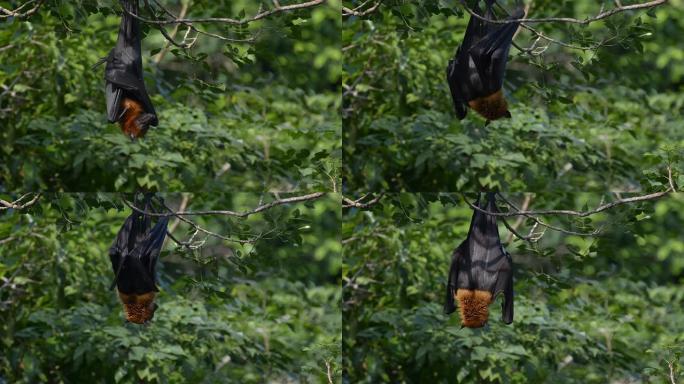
446 0 524 122
444 192 514 328
109 196 168 324
96 0 158 139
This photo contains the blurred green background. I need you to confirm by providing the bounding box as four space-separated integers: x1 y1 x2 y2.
342 0 684 192
0 192 341 383
0 0 341 192
343 193 684 383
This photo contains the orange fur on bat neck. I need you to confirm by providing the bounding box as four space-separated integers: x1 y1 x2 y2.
117 291 156 324
455 289 492 328
467 89 510 121
119 98 145 139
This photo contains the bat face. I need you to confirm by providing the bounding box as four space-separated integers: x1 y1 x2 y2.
446 2 524 122
444 193 514 327
120 98 155 139
101 0 158 138
110 202 168 325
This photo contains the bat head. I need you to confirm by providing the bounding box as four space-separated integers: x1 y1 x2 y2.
129 113 156 140
456 289 492 328
119 98 156 140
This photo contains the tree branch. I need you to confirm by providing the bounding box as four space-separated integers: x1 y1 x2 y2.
667 359 677 384
0 193 41 211
0 0 45 19
325 360 334 384
460 0 667 25
494 193 604 238
465 189 672 218
155 200 256 246
125 192 326 218
342 193 384 209
131 0 325 26
343 1 382 17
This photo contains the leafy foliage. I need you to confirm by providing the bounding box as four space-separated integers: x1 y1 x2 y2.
0 193 341 383
343 193 684 383
342 0 684 192
0 0 341 192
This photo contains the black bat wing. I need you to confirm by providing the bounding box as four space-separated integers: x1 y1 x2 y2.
445 192 514 323
103 0 158 125
468 8 524 96
446 2 489 119
467 192 514 322
111 216 168 295
109 212 139 290
109 195 154 291
444 240 467 314
139 216 169 285
104 69 157 125
467 194 510 288
105 82 124 123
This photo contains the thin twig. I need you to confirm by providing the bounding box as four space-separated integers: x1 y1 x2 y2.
168 194 190 233
0 193 41 211
342 193 385 209
0 0 45 19
153 0 191 62
667 359 676 384
506 194 532 242
130 0 325 25
343 1 382 17
325 360 334 384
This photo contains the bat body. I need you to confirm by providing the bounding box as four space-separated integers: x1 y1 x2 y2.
98 0 158 140
446 1 524 122
109 198 168 324
444 193 513 328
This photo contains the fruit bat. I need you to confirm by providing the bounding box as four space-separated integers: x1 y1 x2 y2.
446 1 524 122
96 0 158 140
109 197 168 324
444 192 513 328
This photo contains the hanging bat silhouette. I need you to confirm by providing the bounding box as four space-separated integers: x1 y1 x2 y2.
446 1 524 122
109 198 168 324
95 0 158 140
444 192 513 328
